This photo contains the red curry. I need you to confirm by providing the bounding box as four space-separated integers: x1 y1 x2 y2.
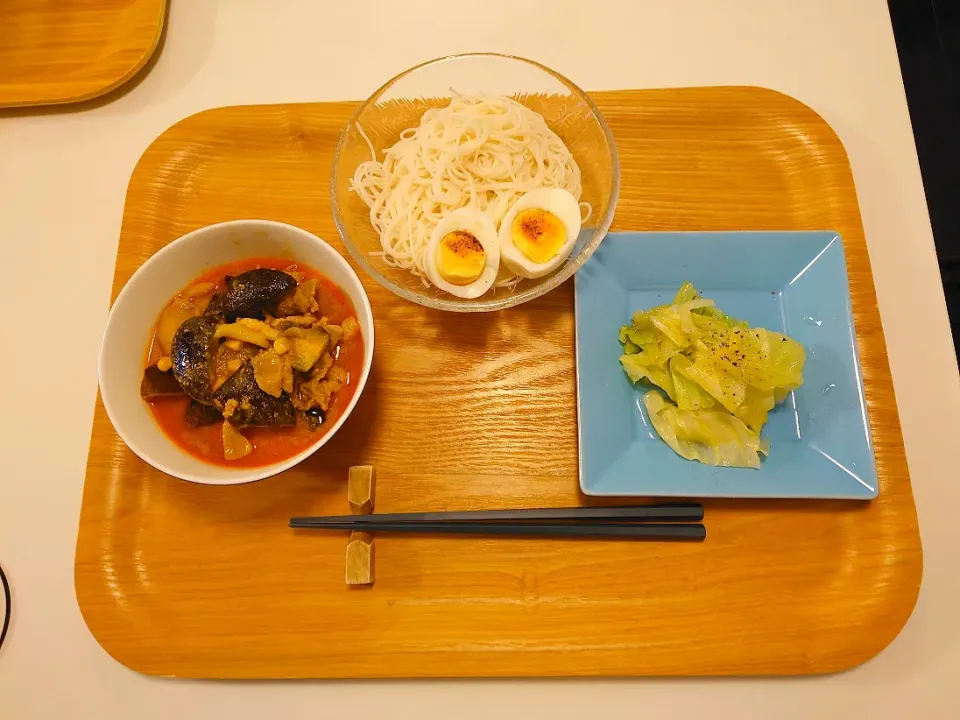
143 257 365 468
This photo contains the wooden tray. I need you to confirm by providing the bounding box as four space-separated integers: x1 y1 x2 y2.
0 0 166 108
75 88 922 678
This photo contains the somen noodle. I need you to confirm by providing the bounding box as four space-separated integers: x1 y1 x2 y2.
350 95 590 287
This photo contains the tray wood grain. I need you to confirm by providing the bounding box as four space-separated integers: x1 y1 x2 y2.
0 0 166 108
75 87 922 678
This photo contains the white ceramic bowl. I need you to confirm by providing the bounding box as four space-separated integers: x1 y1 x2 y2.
99 220 375 485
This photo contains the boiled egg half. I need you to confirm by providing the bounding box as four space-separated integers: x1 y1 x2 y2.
425 207 500 298
498 188 582 279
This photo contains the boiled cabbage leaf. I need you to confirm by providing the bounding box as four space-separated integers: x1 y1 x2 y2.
669 355 717 411
643 391 769 469
617 282 806 468
696 326 805 393
620 354 676 401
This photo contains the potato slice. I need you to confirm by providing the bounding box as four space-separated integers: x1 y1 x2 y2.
251 350 284 398
184 282 217 299
193 294 214 313
222 421 252 461
157 297 201 354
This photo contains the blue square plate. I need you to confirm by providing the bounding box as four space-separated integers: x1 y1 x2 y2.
575 231 877 499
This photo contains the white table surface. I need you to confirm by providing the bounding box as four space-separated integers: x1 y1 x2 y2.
2 0 958 717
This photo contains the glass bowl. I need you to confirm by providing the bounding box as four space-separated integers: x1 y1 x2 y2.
330 53 620 312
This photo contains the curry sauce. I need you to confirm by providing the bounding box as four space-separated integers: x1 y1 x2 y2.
144 257 365 468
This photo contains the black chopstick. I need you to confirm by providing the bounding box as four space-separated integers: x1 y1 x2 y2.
290 503 703 526
291 520 705 541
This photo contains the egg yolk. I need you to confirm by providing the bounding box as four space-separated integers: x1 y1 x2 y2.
510 209 567 264
436 231 486 285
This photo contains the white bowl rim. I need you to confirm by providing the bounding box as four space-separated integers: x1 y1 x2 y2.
98 219 375 485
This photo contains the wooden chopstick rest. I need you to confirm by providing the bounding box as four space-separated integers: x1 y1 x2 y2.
348 465 376 514
346 532 374 586
346 466 376 586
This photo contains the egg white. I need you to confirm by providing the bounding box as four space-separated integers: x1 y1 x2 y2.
425 208 500 299
498 188 582 280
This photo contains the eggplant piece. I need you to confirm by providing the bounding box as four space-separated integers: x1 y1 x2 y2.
204 269 297 321
214 362 295 428
185 400 223 427
170 316 219 404
140 365 184 398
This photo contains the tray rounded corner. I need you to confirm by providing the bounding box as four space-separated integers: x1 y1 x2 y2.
129 99 264 192
0 0 168 109
824 548 923 676
734 85 854 168
80 2 167 106
74 562 166 678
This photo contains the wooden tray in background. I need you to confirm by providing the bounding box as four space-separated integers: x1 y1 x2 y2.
0 0 166 108
74 88 922 678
